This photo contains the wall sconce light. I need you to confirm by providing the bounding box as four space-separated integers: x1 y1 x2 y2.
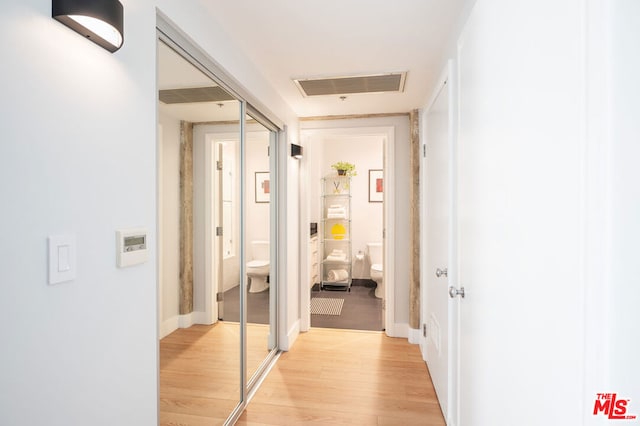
291 143 303 159
52 0 124 53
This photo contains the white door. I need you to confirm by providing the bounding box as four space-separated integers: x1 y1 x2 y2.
422 64 458 425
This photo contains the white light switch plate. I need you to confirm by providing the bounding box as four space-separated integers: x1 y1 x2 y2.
48 234 76 285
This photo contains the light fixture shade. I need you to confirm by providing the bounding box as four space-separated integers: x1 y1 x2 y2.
291 143 303 159
52 0 124 52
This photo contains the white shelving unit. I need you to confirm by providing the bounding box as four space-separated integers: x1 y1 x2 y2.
320 175 352 291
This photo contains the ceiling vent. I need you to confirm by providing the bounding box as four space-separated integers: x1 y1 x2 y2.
293 72 407 97
159 86 235 104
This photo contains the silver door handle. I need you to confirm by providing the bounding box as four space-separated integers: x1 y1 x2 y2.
436 268 448 278
449 286 465 298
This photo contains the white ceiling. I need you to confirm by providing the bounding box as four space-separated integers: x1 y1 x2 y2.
200 0 469 117
158 41 241 122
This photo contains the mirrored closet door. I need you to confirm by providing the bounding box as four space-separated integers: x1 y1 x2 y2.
156 21 280 425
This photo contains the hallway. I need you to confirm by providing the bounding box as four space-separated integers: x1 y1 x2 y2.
237 328 445 425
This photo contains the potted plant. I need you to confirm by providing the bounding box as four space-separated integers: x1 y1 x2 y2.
331 161 357 177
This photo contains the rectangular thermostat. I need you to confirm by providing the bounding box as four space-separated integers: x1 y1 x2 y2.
116 228 148 267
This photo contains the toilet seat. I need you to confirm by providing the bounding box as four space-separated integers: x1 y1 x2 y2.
371 263 383 273
247 260 269 268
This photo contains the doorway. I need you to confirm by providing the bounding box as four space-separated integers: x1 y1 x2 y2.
300 125 396 334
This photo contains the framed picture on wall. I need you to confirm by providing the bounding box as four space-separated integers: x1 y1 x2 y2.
255 172 270 203
369 169 383 203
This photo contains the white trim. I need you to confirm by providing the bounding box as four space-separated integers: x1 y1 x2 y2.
204 134 216 325
277 128 292 351
157 123 164 340
388 322 409 339
160 317 178 340
383 127 395 338
160 311 212 339
407 327 422 345
178 311 210 329
298 139 310 333
279 320 300 352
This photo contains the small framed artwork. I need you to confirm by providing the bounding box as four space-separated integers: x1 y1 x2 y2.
369 169 383 203
255 171 270 203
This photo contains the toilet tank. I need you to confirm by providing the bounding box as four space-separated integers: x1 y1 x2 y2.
251 241 270 260
366 242 382 265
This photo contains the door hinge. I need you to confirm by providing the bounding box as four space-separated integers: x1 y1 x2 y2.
216 226 223 236
423 323 427 338
216 292 224 302
423 144 427 158
216 160 223 171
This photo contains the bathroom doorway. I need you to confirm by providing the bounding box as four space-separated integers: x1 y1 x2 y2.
300 125 396 334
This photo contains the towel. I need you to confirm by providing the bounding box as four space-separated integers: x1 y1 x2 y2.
328 269 349 282
327 269 349 282
327 213 346 219
326 254 346 261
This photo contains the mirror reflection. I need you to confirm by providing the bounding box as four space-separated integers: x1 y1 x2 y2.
157 40 241 425
245 117 277 382
157 39 280 425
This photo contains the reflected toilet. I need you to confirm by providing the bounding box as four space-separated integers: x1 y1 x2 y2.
247 240 270 293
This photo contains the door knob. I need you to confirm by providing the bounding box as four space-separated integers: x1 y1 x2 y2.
436 268 448 278
448 286 465 298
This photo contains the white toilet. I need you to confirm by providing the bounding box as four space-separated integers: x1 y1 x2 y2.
246 241 270 293
367 242 384 299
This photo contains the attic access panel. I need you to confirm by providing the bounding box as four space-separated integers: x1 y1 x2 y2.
293 72 407 97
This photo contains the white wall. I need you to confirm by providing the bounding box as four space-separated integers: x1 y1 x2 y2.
308 135 384 279
301 116 411 328
0 2 159 424
0 1 299 424
246 130 271 258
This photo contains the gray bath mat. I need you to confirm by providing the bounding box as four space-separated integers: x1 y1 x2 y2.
310 298 344 316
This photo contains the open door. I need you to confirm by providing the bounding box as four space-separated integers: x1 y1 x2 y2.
215 142 224 319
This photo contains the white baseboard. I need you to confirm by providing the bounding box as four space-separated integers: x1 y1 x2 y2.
386 322 409 338
160 311 213 339
160 316 179 339
408 327 421 344
279 319 300 351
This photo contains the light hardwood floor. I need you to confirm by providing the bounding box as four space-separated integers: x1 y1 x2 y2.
160 325 445 425
160 322 272 426
237 328 445 426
